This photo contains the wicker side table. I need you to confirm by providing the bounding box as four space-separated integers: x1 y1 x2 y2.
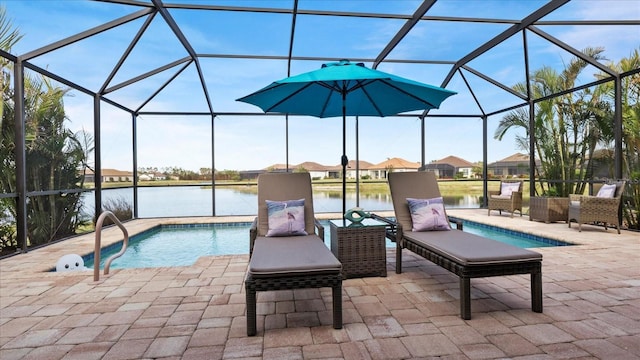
529 197 569 223
330 219 387 278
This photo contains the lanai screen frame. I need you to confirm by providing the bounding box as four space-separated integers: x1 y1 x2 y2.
3 0 639 252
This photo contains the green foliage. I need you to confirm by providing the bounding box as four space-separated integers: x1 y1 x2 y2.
2 57 90 246
622 172 640 230
495 47 639 198
95 197 132 226
215 169 241 181
0 198 16 255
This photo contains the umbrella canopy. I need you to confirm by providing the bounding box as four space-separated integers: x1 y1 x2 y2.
237 59 457 216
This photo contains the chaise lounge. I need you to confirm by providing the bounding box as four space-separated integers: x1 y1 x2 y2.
377 171 542 319
245 172 343 336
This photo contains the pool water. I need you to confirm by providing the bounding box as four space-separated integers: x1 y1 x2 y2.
84 220 571 269
453 219 571 248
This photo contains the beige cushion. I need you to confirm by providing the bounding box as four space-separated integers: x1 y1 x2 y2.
403 230 542 266
500 182 520 196
596 183 616 198
490 195 511 199
249 235 341 276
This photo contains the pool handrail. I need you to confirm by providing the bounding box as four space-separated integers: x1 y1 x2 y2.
94 211 129 281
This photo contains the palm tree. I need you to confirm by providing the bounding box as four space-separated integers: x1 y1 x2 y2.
596 48 640 229
0 5 23 253
495 47 607 197
1 5 90 248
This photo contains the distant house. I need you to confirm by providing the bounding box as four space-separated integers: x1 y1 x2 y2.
261 162 329 179
424 155 476 179
83 168 133 183
295 161 330 179
487 153 536 178
343 160 376 179
371 157 421 179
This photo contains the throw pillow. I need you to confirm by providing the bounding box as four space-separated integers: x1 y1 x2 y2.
500 182 520 197
596 183 617 198
407 197 451 231
265 199 308 237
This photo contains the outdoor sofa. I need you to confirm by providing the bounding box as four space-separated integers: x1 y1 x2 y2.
374 171 542 319
245 172 342 336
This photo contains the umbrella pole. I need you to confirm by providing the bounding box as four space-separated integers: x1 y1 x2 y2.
341 91 348 218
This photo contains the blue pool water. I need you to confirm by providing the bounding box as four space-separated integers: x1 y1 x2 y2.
84 220 572 270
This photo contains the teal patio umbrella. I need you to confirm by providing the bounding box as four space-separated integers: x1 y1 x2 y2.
237 60 456 216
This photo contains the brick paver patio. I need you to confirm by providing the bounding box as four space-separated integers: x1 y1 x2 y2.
1 209 638 359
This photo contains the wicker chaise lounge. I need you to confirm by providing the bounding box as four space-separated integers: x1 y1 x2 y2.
379 171 542 320
245 172 342 336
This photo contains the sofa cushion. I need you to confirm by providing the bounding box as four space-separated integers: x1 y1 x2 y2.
266 199 308 237
407 197 451 231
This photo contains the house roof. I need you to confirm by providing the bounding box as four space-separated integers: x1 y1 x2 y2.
83 168 133 176
265 162 330 171
372 157 421 170
429 155 475 168
263 163 288 171
489 152 530 165
345 160 376 170
295 162 328 171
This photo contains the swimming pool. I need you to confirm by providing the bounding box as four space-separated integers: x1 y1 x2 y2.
83 220 572 270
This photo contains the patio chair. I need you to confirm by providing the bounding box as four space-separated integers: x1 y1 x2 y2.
245 172 342 336
378 171 542 319
487 180 523 217
568 181 626 234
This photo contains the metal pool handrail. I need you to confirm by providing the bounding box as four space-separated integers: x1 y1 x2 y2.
94 211 129 281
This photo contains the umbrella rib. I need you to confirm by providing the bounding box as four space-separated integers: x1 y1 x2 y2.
357 83 384 117
316 81 347 118
263 82 316 113
379 80 438 109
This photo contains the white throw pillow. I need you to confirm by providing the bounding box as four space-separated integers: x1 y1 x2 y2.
500 182 520 197
596 184 616 198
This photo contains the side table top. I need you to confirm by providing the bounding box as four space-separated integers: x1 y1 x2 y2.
329 218 389 228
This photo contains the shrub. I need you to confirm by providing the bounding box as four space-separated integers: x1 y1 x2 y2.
95 197 132 226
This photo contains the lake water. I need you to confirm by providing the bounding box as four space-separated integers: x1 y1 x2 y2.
81 185 482 218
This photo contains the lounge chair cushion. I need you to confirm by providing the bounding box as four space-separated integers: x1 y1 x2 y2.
403 230 542 266
500 182 521 196
596 183 616 198
407 197 451 231
265 199 308 237
249 235 342 276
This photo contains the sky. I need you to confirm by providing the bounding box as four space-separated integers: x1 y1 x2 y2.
3 0 640 172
